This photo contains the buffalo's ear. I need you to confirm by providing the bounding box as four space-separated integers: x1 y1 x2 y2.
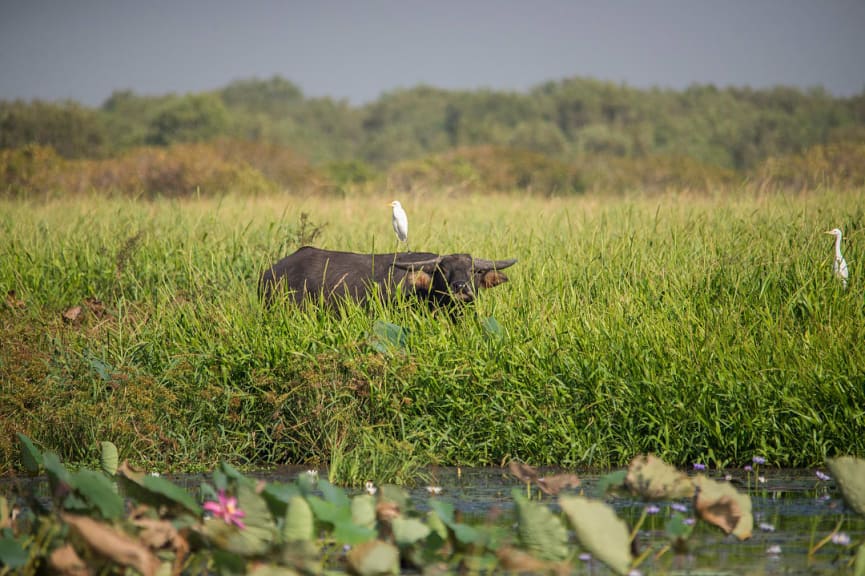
479 270 509 288
405 270 433 290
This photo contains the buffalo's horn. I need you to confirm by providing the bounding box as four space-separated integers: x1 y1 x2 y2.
472 258 517 270
393 256 441 269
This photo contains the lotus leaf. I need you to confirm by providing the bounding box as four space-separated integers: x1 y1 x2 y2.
63 513 160 576
826 456 865 517
16 433 43 474
514 490 569 561
692 475 752 540
100 441 119 476
625 454 694 500
284 495 314 541
346 540 399 576
392 516 431 546
560 495 633 576
352 494 377 529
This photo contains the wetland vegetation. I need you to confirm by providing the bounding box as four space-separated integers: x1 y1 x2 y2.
1 188 863 478
2 75 865 574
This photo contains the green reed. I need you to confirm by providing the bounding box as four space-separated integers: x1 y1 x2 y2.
1 189 863 479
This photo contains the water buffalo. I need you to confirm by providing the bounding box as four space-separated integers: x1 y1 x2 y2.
260 246 517 309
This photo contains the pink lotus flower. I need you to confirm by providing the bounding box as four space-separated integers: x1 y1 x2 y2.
203 490 246 529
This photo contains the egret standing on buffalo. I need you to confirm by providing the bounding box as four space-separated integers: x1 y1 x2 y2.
390 200 409 251
824 227 849 288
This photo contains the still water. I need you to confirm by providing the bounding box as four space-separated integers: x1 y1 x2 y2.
265 465 863 575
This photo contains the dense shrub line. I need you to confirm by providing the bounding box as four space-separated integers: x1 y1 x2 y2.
3 139 865 199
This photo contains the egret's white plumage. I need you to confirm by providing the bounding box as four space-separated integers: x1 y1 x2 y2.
824 228 849 288
389 200 409 249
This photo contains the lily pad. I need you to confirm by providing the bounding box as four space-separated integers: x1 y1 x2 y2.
72 469 125 520
346 540 399 576
561 496 633 575
392 516 431 546
332 521 377 545
428 500 482 545
205 482 277 556
319 479 351 508
100 441 119 476
284 495 314 542
481 316 504 341
351 494 377 529
118 461 201 516
595 469 628 498
369 320 406 354
63 513 160 576
855 542 865 576
0 536 28 569
625 454 694 500
692 474 753 540
16 433 43 474
513 491 569 562
826 456 865 517
43 452 73 495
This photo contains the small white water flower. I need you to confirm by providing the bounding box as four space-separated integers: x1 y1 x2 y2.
766 545 782 556
425 485 443 495
758 522 775 532
365 480 377 496
831 532 851 546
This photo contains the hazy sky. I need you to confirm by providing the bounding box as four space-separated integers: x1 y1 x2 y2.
2 0 864 107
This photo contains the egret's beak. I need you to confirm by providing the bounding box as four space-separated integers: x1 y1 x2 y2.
823 231 833 235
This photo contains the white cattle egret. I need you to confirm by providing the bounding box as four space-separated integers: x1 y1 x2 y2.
824 228 849 288
389 200 409 250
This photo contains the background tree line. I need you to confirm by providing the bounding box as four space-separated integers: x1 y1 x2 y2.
2 75 865 196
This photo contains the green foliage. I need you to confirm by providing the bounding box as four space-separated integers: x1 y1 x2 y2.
827 456 865 516
4 75 865 182
0 100 108 158
560 496 633 575
146 93 229 146
1 190 865 474
16 432 43 473
15 441 844 574
388 145 584 195
756 141 865 190
513 490 569 561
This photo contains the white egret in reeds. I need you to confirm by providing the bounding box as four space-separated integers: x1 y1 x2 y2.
824 228 848 288
389 200 409 251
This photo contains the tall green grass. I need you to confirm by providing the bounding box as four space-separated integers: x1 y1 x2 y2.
1 189 864 479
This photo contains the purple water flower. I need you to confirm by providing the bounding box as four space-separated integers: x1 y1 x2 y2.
815 470 830 482
744 465 753 472
683 518 696 526
692 463 706 471
671 502 688 513
752 456 766 465
645 504 661 515
831 532 851 546
578 553 592 562
203 490 246 529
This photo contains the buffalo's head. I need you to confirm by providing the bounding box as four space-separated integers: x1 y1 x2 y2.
393 254 517 306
